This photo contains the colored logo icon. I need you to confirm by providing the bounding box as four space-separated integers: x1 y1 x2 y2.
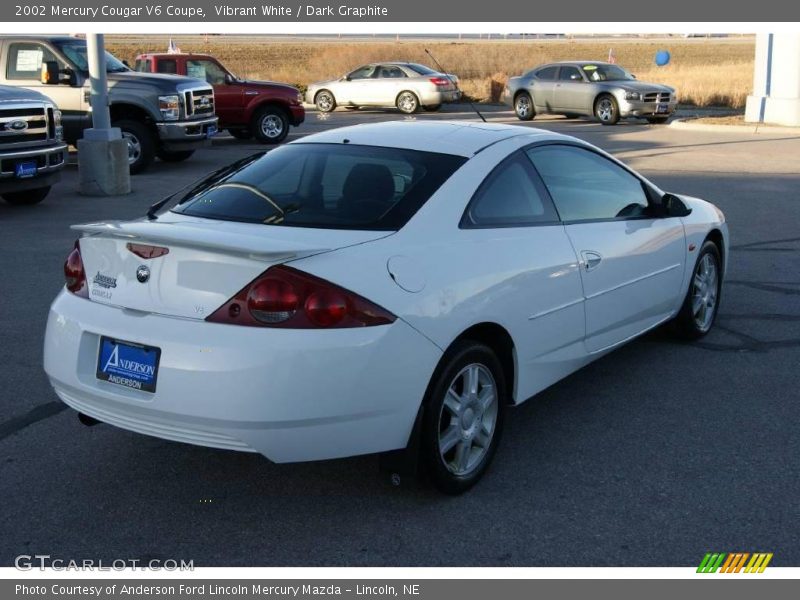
697 552 773 573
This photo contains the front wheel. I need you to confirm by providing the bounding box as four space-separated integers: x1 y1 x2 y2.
115 119 156 174
2 186 51 206
157 149 194 162
594 94 620 125
514 92 535 121
396 91 419 114
252 107 289 144
673 241 722 339
421 341 506 494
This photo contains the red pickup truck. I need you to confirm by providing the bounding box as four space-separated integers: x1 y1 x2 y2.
134 52 304 144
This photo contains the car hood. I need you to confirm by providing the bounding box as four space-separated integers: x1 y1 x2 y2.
0 85 51 103
308 78 340 90
606 80 675 93
237 80 299 93
107 70 208 88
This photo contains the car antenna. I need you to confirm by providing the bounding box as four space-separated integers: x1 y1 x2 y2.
425 49 486 123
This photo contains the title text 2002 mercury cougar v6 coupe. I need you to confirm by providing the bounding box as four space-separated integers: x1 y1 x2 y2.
44 121 727 493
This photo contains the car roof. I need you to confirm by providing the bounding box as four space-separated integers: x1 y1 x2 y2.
536 61 615 68
292 121 569 157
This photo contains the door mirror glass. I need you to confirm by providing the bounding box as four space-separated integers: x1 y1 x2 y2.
224 72 235 84
662 193 692 217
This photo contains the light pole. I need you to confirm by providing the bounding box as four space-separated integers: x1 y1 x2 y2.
77 33 130 195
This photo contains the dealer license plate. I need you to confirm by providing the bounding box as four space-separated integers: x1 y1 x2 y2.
14 160 37 178
96 337 161 393
656 103 670 114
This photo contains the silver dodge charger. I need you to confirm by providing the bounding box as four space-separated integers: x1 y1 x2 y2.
305 62 461 114
504 61 677 125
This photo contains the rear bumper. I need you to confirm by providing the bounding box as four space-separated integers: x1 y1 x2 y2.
43 290 441 462
0 142 67 192
156 117 218 151
419 89 462 105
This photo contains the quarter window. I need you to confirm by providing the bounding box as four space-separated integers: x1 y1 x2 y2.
527 145 651 222
462 153 559 228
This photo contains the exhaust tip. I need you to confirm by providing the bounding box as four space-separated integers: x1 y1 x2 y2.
78 412 102 427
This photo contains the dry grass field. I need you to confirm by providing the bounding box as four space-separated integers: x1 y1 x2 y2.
107 36 755 108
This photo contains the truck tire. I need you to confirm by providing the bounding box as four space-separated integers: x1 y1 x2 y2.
2 186 51 206
252 106 289 144
157 149 195 162
115 119 156 175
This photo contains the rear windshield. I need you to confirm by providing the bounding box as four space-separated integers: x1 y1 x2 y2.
173 143 465 230
406 63 438 76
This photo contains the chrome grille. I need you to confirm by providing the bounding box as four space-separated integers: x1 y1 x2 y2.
183 87 215 118
643 92 671 103
0 103 51 147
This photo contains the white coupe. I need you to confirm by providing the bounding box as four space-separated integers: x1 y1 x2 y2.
44 121 728 493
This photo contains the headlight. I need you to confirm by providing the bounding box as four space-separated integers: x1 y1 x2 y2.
158 95 180 121
52 108 63 140
625 91 641 101
296 91 304 104
52 108 62 126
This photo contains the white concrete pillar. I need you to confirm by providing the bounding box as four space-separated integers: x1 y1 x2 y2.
745 33 800 126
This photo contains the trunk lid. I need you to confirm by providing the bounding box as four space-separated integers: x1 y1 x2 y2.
74 215 390 320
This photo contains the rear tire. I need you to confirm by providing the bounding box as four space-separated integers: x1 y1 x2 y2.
594 94 620 125
514 92 535 121
157 149 194 162
2 186 50 205
673 241 722 339
315 90 336 113
420 340 506 495
115 119 155 175
396 91 420 114
252 106 289 144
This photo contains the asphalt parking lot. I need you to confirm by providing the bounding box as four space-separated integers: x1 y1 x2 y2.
1 105 799 567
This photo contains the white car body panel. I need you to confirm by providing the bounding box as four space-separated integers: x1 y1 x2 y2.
42 121 729 463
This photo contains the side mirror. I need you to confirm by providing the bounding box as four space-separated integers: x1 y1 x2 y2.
40 61 60 85
224 73 234 84
122 60 130 68
631 74 637 79
662 193 692 217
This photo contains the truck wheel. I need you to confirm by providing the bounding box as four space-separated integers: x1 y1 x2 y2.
252 106 289 144
157 149 195 162
116 119 156 174
2 186 51 206
228 129 252 140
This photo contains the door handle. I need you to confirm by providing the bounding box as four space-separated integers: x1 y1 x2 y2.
580 251 602 271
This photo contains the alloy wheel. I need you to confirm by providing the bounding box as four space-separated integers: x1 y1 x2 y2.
692 253 719 332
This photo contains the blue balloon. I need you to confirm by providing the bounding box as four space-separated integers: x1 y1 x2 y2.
655 50 671 67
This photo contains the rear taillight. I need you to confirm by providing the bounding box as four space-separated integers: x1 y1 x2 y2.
429 77 452 88
207 265 396 329
64 240 88 298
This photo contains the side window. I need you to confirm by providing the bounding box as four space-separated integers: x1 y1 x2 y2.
6 43 58 80
156 59 177 74
558 66 583 81
535 66 558 80
187 60 227 85
377 65 407 79
527 145 650 222
462 153 559 228
348 65 377 80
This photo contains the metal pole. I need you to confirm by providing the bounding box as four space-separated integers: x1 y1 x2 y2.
85 33 116 137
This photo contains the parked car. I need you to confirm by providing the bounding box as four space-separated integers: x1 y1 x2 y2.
0 84 66 205
44 121 727 494
134 52 304 144
504 61 677 125
0 35 218 173
306 62 461 114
